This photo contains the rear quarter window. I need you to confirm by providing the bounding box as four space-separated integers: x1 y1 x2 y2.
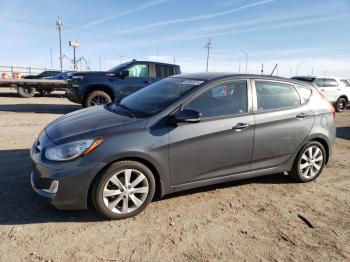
340 80 350 87
296 85 312 104
255 81 300 111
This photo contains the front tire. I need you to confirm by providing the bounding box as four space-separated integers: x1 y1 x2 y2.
92 161 156 220
335 97 347 112
290 141 326 182
83 90 112 107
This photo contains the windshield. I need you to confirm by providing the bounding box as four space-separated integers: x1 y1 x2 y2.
107 62 130 72
119 77 204 118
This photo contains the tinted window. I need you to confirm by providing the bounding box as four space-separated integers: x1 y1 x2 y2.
185 80 247 118
313 78 325 87
340 80 350 87
324 78 339 87
127 64 149 78
156 65 174 78
296 85 312 104
255 81 300 111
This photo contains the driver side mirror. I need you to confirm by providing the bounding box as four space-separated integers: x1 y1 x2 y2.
174 109 201 123
118 70 129 78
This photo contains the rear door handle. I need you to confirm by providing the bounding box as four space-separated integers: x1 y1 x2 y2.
296 113 309 119
143 80 152 84
232 123 250 131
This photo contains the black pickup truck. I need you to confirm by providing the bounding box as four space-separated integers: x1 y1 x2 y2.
66 60 181 107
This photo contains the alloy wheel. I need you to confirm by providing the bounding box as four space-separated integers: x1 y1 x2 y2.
103 169 149 214
90 95 109 106
299 145 324 179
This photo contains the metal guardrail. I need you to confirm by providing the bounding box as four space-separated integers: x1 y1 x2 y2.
0 65 64 79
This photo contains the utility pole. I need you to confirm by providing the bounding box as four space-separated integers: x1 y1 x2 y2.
56 18 63 71
311 67 314 75
204 37 213 72
238 62 241 73
50 49 53 69
99 56 102 71
173 56 176 65
289 69 292 78
261 63 264 75
118 55 124 64
296 61 303 75
240 49 248 73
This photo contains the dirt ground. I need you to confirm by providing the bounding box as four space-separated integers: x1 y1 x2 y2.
0 88 349 262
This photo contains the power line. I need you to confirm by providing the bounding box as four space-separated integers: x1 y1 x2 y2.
204 37 213 72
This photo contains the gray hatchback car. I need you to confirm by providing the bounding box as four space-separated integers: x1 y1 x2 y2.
30 73 336 219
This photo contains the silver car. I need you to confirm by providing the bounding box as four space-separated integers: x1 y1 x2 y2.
31 73 336 219
292 76 350 112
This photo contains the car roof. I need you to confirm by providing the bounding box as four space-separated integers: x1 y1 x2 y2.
294 75 348 81
171 72 316 89
130 60 180 67
172 72 291 81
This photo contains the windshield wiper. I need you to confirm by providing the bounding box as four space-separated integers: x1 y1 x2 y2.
116 104 136 118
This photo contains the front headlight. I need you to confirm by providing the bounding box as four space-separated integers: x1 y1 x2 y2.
45 138 103 161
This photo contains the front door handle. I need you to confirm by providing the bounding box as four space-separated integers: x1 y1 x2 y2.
296 113 309 119
232 123 250 131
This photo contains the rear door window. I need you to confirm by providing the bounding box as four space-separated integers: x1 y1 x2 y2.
255 81 300 111
324 78 339 87
156 65 174 78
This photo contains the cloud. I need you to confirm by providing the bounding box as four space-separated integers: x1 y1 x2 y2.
112 0 276 34
78 0 168 29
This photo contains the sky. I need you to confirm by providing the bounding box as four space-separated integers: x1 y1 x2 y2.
0 0 349 77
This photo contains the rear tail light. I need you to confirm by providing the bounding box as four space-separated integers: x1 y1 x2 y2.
316 89 335 119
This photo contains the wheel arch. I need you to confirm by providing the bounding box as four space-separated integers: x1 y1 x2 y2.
87 156 165 209
338 95 348 103
309 137 330 164
83 84 115 103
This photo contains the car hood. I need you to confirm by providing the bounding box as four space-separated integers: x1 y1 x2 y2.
45 105 148 143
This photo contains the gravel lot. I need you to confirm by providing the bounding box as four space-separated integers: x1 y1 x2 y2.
0 88 349 262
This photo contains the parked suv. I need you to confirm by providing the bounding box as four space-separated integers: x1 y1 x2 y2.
31 73 336 219
292 76 350 112
66 60 181 107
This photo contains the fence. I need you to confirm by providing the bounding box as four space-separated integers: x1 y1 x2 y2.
0 65 63 79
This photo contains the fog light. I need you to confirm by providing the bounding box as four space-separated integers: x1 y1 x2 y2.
43 180 59 194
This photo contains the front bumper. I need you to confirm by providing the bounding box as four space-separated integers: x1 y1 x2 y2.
30 132 105 210
65 83 83 104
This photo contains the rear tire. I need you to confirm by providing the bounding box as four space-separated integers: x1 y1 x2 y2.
17 86 36 98
335 97 347 112
290 141 326 182
83 90 112 107
91 161 156 220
